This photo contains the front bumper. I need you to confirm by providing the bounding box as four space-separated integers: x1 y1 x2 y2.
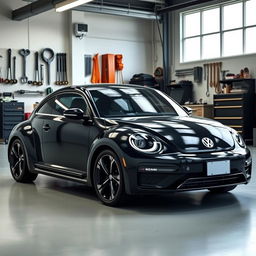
122 149 252 195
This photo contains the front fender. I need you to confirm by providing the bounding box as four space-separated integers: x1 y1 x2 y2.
86 138 126 187
8 122 39 173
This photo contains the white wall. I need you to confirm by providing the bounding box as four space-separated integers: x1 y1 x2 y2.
71 11 156 85
170 2 256 104
0 0 69 112
0 1 161 112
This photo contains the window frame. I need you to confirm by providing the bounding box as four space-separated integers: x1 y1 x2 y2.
180 0 256 63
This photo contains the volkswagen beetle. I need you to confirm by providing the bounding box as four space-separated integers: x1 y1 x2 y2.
8 85 252 206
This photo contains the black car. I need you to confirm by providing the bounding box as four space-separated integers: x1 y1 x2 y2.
8 85 252 206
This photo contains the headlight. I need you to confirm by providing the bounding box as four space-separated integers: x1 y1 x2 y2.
230 129 246 148
129 133 163 154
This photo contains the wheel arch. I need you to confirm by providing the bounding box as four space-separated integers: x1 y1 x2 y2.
8 134 35 173
87 139 125 188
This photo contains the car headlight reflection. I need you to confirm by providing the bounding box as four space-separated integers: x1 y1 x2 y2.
129 133 163 154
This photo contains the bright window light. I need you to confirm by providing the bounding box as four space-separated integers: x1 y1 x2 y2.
223 2 243 30
202 33 220 59
223 30 243 57
184 12 200 37
245 27 256 53
202 8 220 34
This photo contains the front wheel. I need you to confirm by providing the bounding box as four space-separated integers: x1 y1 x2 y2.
93 150 125 206
9 139 38 183
208 185 237 193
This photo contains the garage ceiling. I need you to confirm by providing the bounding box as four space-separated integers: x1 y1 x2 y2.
14 0 216 20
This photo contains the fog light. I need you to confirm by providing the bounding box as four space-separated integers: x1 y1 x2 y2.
245 157 252 168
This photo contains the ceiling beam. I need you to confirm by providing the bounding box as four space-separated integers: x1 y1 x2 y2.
13 0 63 21
157 0 216 14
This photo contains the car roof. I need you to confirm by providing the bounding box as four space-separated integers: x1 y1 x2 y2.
53 84 147 93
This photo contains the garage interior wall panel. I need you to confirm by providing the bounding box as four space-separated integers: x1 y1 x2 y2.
71 11 154 85
0 0 69 112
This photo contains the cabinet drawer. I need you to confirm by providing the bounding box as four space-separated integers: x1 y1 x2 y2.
214 118 244 126
3 117 24 123
2 103 24 111
214 100 243 106
214 107 243 117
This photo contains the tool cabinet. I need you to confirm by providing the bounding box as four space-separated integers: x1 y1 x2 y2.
214 79 256 143
0 102 24 143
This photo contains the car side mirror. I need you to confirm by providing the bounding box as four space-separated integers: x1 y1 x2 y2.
183 106 193 116
64 108 86 120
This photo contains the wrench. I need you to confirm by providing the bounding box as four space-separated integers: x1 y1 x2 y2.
5 49 13 84
33 52 40 85
41 48 55 85
19 49 30 84
13 56 18 84
40 64 44 86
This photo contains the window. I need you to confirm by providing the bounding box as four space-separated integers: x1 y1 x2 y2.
181 0 256 62
37 94 87 116
88 87 182 118
37 97 56 115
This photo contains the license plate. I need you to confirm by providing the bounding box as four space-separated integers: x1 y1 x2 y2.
207 160 230 176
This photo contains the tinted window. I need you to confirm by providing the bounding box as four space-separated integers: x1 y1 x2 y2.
54 94 87 115
37 93 87 115
37 97 56 115
89 87 187 118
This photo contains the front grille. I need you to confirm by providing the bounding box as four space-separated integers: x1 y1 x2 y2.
177 173 246 190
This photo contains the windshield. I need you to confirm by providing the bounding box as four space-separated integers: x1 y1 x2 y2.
88 87 188 118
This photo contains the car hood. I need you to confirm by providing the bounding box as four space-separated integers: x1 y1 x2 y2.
116 115 235 153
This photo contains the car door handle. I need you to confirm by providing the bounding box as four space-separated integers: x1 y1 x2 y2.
43 124 51 131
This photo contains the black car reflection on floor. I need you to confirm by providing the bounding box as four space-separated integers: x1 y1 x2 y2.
8 85 252 206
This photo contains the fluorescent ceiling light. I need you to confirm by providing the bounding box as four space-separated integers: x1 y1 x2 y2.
56 0 93 12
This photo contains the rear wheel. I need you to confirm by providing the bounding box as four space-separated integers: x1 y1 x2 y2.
208 185 237 193
93 150 125 206
9 139 38 183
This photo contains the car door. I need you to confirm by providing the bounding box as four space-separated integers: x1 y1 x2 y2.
41 92 91 174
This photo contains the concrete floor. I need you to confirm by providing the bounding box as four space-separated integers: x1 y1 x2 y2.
0 145 256 256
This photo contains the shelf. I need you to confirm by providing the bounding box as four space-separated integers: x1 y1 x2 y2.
219 78 255 84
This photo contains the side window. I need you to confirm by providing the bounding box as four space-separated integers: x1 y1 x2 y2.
37 97 56 115
54 93 88 115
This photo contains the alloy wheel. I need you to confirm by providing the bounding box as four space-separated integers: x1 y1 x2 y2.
94 153 121 202
10 141 25 179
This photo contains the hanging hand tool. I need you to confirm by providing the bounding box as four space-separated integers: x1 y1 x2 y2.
60 53 64 85
41 48 55 85
203 64 207 80
40 64 44 85
15 90 44 95
0 55 4 83
55 53 60 85
33 52 40 86
12 56 18 84
63 53 68 85
5 49 13 84
206 64 210 97
19 49 30 84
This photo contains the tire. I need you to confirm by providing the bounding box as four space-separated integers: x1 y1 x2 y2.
9 139 38 183
208 185 237 193
93 150 125 206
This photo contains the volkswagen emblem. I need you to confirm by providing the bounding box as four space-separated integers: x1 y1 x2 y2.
202 137 214 148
